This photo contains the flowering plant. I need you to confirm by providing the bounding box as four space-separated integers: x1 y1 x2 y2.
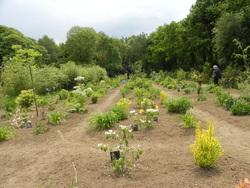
130 107 159 128
98 125 143 174
10 108 32 128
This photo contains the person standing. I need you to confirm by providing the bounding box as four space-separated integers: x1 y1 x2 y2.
213 65 222 85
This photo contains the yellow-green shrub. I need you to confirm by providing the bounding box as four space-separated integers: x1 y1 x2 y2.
16 89 34 108
190 121 223 168
116 98 131 110
160 91 167 104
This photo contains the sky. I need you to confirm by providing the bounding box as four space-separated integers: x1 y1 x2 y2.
0 0 196 44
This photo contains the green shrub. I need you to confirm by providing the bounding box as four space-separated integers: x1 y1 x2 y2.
67 103 88 114
109 106 128 121
120 87 131 97
47 111 66 125
58 89 70 100
89 111 118 131
91 93 100 103
1 97 17 113
183 87 194 94
166 96 194 114
215 92 237 110
178 111 197 128
230 101 250 115
204 84 222 94
0 126 15 141
160 91 167 104
16 89 34 108
190 121 223 168
198 94 208 101
34 123 50 135
37 96 48 107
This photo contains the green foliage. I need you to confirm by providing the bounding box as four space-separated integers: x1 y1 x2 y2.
160 91 167 104
67 103 88 114
89 111 118 131
230 101 250 115
198 94 208 101
139 98 156 110
190 121 223 168
58 89 70 100
91 93 100 104
178 111 197 128
34 122 50 135
166 96 194 114
109 106 128 121
215 92 236 110
47 111 66 125
37 96 48 107
10 108 32 128
120 87 131 97
98 125 143 174
0 126 15 141
0 96 17 113
204 84 222 94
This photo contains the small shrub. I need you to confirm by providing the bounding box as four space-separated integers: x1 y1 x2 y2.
89 111 118 131
91 93 100 103
47 111 66 125
16 89 34 108
204 84 222 94
58 89 70 100
230 102 250 115
140 98 156 110
166 96 194 114
183 87 194 94
198 94 208 101
0 126 15 141
178 111 197 128
190 121 223 168
109 106 128 121
160 91 167 104
120 87 131 97
34 122 50 135
10 108 32 128
67 103 88 114
37 96 48 107
116 98 131 110
215 92 236 110
98 125 143 174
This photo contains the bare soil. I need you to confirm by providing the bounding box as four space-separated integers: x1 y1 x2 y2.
0 84 249 188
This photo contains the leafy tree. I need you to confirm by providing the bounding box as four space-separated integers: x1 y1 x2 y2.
95 32 122 76
65 26 97 64
38 35 59 64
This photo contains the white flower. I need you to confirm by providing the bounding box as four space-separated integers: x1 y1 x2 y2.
119 125 127 130
98 143 103 147
129 110 136 114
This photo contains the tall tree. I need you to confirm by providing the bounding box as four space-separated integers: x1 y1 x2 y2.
65 26 97 64
38 35 59 64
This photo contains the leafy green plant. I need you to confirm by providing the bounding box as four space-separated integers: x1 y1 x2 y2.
183 87 194 94
58 89 70 100
120 87 131 97
67 103 88 114
47 111 66 125
230 101 250 115
109 106 128 121
215 92 236 110
89 111 118 131
140 98 156 110
98 125 143 174
166 96 194 114
91 93 100 103
178 111 197 128
37 96 48 107
198 94 208 101
0 126 15 141
190 121 223 168
204 84 222 94
34 122 50 135
16 89 34 108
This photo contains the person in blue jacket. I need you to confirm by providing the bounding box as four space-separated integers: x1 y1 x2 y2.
213 65 222 85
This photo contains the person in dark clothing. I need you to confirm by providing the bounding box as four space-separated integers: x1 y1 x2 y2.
213 65 222 85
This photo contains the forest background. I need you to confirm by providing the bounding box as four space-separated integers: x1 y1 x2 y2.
0 0 250 97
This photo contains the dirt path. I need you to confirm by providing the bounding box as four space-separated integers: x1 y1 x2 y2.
0 86 123 188
153 83 250 163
